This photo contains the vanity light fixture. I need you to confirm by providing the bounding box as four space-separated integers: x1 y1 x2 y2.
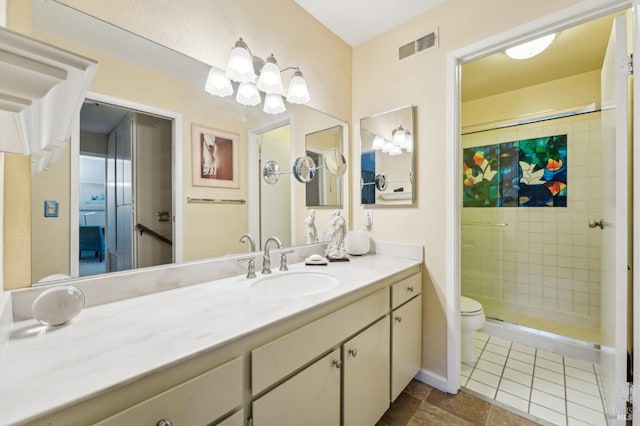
392 125 406 145
371 125 412 155
205 37 311 115
505 33 557 60
372 135 385 150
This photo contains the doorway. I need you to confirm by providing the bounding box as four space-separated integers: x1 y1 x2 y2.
255 123 292 248
77 98 176 276
446 0 638 422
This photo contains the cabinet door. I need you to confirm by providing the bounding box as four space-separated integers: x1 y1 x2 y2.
252 349 341 426
343 316 390 426
391 294 422 401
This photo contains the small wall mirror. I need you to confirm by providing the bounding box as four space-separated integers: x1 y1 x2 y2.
305 125 344 207
360 105 415 205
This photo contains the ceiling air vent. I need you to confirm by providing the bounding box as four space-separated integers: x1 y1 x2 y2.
399 41 416 60
398 29 438 60
417 33 436 52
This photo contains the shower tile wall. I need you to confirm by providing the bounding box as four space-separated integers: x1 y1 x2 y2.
462 113 602 342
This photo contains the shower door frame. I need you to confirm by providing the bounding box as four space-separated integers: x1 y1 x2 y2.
445 0 640 408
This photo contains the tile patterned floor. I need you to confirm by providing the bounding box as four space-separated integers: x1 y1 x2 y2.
377 379 538 425
460 331 607 426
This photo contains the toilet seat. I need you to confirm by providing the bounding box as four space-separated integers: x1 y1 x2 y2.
461 296 482 316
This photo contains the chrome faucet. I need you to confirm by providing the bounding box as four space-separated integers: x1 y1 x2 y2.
239 233 256 252
262 236 283 274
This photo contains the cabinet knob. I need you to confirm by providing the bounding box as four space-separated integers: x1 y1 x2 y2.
407 286 414 293
395 316 403 323
348 348 358 357
332 359 342 369
157 420 173 426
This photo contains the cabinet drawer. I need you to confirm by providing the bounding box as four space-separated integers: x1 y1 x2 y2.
253 349 341 426
95 357 243 426
391 273 421 309
252 287 389 395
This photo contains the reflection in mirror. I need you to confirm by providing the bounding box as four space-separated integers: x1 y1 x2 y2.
305 126 344 207
16 0 350 287
360 105 415 205
323 148 347 177
262 161 281 185
293 156 317 183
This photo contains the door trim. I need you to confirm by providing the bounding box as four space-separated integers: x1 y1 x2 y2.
72 91 183 276
445 0 636 394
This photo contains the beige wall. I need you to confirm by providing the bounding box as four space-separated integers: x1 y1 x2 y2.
30 143 71 283
4 154 31 289
352 0 584 381
462 70 601 129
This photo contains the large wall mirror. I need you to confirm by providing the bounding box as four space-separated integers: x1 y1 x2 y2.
360 105 415 205
15 0 349 287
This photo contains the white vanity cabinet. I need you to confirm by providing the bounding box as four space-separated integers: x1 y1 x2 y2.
390 274 423 401
252 349 342 426
16 266 423 426
343 316 390 426
94 357 243 426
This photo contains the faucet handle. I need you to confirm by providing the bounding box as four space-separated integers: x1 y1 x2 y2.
237 256 257 279
279 250 295 271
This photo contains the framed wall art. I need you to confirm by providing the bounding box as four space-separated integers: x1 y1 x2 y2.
192 124 239 188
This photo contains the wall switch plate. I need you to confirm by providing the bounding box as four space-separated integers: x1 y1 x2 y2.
364 209 372 228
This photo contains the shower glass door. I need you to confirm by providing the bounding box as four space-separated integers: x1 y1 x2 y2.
461 110 603 345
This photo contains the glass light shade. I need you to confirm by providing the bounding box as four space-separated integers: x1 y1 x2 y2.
405 132 414 152
382 141 393 153
505 33 556 60
286 69 310 104
372 136 385 150
226 38 257 83
205 67 233 97
389 145 403 156
392 126 406 146
257 54 284 94
263 93 286 114
236 82 261 106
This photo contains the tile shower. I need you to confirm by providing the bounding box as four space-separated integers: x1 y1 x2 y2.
461 112 603 344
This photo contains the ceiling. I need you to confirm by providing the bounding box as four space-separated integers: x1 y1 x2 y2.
296 1 615 103
462 14 615 102
293 0 446 47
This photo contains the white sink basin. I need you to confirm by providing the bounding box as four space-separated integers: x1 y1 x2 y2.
250 272 339 299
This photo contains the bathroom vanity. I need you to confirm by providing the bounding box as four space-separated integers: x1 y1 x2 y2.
0 244 422 426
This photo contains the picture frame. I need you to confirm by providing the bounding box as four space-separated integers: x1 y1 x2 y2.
80 183 105 210
192 124 239 188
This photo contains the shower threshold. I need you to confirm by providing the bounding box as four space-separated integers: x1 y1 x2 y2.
483 318 600 362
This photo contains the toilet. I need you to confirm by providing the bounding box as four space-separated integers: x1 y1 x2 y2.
460 296 485 364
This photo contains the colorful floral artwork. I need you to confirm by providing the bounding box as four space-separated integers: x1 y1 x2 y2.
518 135 567 207
462 134 567 207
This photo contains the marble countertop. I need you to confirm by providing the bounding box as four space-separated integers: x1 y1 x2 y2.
0 252 421 424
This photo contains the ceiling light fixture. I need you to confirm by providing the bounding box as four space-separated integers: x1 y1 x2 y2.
205 37 311 115
505 33 557 60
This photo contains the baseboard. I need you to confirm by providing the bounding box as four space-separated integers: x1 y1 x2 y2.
415 368 456 394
